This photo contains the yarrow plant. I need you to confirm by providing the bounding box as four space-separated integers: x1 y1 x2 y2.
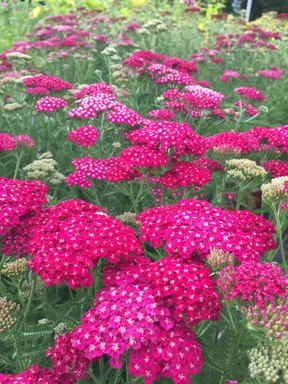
0 4 288 384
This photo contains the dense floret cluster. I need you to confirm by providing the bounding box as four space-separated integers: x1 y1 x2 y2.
136 199 275 262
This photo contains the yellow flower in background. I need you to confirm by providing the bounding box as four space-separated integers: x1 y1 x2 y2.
120 8 131 17
130 0 146 7
29 6 42 18
285 22 288 29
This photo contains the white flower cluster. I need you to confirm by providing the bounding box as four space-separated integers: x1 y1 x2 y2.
248 337 288 383
138 19 167 35
23 152 65 184
226 158 267 182
261 177 288 204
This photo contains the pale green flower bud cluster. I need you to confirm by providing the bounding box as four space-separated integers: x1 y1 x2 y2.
0 297 20 333
243 300 288 339
22 279 46 300
23 152 65 185
54 322 70 337
140 19 167 34
226 159 267 182
248 337 288 383
3 103 24 111
101 45 118 56
6 52 32 60
261 177 288 204
116 212 139 225
112 142 122 149
1 258 28 278
206 248 235 271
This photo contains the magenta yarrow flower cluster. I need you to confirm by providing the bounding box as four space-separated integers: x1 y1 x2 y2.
0 177 47 236
0 133 17 152
2 200 143 289
35 96 67 113
234 87 264 102
243 302 288 339
148 109 176 121
217 261 287 309
70 257 218 383
261 160 288 178
123 50 197 75
159 161 212 190
162 86 225 118
0 133 35 152
219 69 248 82
13 135 35 148
257 67 285 80
125 120 207 157
23 74 72 94
136 199 276 262
67 125 99 147
65 156 139 187
0 332 90 383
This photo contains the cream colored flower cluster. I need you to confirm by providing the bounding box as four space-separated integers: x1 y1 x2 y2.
248 337 288 383
226 158 267 181
23 152 65 184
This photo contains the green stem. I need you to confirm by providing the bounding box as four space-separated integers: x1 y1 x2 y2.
13 334 23 371
99 357 105 384
225 303 237 334
88 367 102 384
235 189 242 210
13 151 24 179
16 275 37 334
273 207 287 273
219 328 243 384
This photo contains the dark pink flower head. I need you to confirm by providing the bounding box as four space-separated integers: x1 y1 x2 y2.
162 56 198 74
13 135 35 148
68 93 117 119
125 22 141 31
217 261 287 309
0 133 16 152
206 131 260 154
159 162 212 190
125 121 207 157
22 200 143 288
67 125 99 147
261 160 288 178
257 67 285 80
162 86 225 117
123 50 165 72
23 74 72 93
46 331 90 381
106 104 143 127
183 85 225 109
0 177 47 236
25 86 50 95
65 156 138 187
234 87 264 102
65 171 93 188
142 257 221 326
136 199 276 263
148 109 176 121
71 264 203 383
119 145 169 168
249 125 288 153
0 333 90 383
148 63 195 85
245 104 258 116
73 82 114 99
128 323 203 384
0 365 55 384
35 96 67 113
